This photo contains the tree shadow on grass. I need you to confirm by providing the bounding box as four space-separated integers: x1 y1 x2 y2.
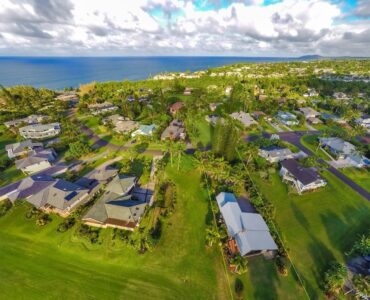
248 256 279 300
291 202 310 231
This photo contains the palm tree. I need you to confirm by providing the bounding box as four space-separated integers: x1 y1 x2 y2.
230 255 248 274
205 227 220 247
174 141 186 171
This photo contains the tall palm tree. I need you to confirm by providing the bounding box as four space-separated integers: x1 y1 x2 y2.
205 227 220 247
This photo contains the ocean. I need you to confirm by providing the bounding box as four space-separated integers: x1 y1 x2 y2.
0 56 295 90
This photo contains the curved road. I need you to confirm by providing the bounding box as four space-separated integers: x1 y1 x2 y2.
278 131 370 201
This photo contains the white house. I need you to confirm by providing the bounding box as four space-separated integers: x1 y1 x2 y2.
280 159 327 194
15 148 57 174
19 123 61 139
299 107 320 119
216 192 277 257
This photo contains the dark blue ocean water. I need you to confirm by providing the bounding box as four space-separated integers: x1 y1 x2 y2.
0 56 294 90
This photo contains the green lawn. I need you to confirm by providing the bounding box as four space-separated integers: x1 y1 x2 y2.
187 117 212 148
301 134 332 160
0 125 26 187
0 156 230 300
341 167 370 193
251 171 370 299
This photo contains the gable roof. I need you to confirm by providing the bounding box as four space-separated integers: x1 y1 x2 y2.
280 159 322 185
216 192 277 256
319 137 356 155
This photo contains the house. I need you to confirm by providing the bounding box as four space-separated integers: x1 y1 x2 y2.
319 137 356 157
252 111 266 120
19 122 61 139
355 114 370 129
319 137 369 167
205 114 224 126
230 112 258 127
258 146 294 163
216 192 277 257
83 175 147 230
161 119 186 141
15 148 57 174
0 174 88 215
55 91 79 107
27 179 89 215
5 140 43 159
75 165 118 194
183 87 193 96
4 114 48 128
0 174 56 202
333 92 350 101
280 159 327 194
276 111 299 126
103 114 139 134
169 102 184 115
299 107 320 119
209 102 221 112
225 86 232 95
320 113 346 124
88 102 118 115
131 124 156 137
307 117 323 125
303 88 319 97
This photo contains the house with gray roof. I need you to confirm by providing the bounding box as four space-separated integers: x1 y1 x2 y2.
258 146 294 163
19 122 61 139
4 114 48 128
27 179 89 215
103 114 139 134
319 137 369 168
5 140 43 159
216 192 277 257
0 174 56 202
161 119 186 141
280 159 327 194
230 112 258 127
276 111 299 126
15 148 57 174
83 175 147 230
299 107 320 119
89 102 118 115
355 114 370 129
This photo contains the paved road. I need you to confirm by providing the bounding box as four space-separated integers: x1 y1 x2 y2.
278 131 370 201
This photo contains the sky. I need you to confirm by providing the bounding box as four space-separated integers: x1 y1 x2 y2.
0 0 369 57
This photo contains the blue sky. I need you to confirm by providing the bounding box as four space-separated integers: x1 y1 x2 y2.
0 0 369 56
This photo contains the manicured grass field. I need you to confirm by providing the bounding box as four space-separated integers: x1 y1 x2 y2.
0 156 230 300
252 171 370 299
341 167 370 193
301 134 332 160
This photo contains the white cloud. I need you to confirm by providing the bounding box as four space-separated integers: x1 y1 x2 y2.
0 0 368 56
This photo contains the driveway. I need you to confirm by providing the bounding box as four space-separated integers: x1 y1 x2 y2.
69 109 163 156
278 131 370 202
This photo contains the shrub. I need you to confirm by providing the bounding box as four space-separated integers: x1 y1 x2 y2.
0 199 12 217
323 261 348 296
77 224 100 244
25 207 42 219
234 278 244 299
275 256 289 276
36 214 52 226
57 217 76 232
